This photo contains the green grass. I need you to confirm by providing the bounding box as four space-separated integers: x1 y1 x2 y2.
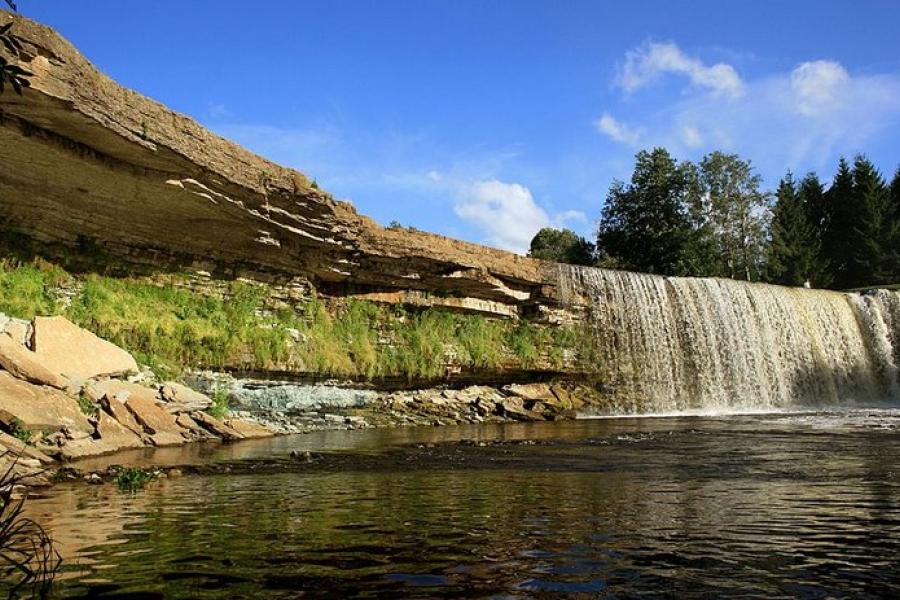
0 257 601 380
77 393 98 418
208 387 230 420
7 418 33 444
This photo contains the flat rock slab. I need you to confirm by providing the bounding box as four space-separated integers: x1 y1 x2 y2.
124 395 188 446
32 316 138 380
504 383 554 401
159 382 212 413
99 395 145 438
93 379 159 404
0 332 69 389
95 410 144 451
0 372 92 434
226 419 275 439
190 412 244 440
0 430 54 464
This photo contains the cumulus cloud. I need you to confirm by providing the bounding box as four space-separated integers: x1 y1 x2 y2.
595 112 642 146
790 60 850 116
600 44 900 173
617 41 745 98
452 179 585 254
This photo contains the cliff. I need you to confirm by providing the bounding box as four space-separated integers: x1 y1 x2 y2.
0 11 562 318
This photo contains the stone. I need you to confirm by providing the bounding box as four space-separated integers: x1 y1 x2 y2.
0 430 54 464
549 385 585 411
31 316 138 380
124 395 187 446
2 319 30 347
95 410 143 451
175 413 217 439
225 419 274 438
93 379 160 404
99 395 145 438
503 383 554 401
0 332 69 389
190 412 244 441
0 372 93 434
159 382 212 413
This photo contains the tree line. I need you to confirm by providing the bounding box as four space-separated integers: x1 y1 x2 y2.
528 148 900 290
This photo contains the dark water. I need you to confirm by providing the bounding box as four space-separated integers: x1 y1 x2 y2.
18 410 900 598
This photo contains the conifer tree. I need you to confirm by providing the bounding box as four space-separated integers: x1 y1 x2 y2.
820 158 855 288
767 173 819 286
797 172 831 287
848 156 898 287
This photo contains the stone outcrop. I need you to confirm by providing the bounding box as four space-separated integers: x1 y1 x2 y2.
0 11 566 319
0 314 275 463
32 316 138 380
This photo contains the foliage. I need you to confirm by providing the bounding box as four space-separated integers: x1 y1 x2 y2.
527 227 594 265
0 451 61 596
596 148 697 276
208 387 230 420
0 3 33 96
6 419 32 444
0 257 598 381
112 466 153 491
767 172 820 286
77 393 98 418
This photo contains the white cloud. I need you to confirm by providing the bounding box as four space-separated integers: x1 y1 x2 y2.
596 112 642 146
680 125 703 149
617 41 745 98
601 45 900 173
790 60 850 116
452 179 584 254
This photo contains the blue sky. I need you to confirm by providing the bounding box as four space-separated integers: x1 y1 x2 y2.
23 1 900 253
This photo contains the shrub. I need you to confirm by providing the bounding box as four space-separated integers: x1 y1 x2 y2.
112 466 154 491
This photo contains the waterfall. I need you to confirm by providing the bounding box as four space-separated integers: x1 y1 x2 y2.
558 265 900 413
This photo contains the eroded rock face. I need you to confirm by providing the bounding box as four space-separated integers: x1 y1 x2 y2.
0 11 565 317
0 371 92 433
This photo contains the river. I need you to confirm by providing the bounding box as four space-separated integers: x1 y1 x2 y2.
15 409 900 598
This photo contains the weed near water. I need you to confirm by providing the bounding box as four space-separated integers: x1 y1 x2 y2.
112 466 154 491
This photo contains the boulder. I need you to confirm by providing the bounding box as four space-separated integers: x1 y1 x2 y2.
92 379 159 405
503 383 554 401
225 419 274 439
549 385 585 411
159 382 212 413
190 411 244 441
0 332 69 389
31 316 138 380
94 410 144 451
0 372 93 434
123 395 187 446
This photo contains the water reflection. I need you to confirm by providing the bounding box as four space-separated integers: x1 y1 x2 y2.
16 411 900 598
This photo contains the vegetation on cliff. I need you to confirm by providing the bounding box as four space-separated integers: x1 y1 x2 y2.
0 256 600 382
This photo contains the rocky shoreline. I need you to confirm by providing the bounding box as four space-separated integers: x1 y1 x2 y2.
0 311 601 489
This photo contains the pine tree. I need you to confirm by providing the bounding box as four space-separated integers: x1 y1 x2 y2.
767 173 819 286
847 156 898 287
820 157 855 288
797 172 831 287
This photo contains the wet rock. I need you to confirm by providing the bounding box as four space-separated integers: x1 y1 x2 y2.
32 316 138 380
85 473 103 485
0 332 69 389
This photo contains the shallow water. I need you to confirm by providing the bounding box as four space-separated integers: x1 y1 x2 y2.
18 410 900 598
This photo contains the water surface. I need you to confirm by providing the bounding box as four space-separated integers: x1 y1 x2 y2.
20 410 900 598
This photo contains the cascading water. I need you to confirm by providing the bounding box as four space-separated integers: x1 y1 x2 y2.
558 265 900 413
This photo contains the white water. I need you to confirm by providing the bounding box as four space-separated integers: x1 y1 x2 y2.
558 266 900 413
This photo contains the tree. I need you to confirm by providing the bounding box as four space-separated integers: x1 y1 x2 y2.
0 0 32 95
819 158 855 288
596 148 696 276
796 172 831 287
527 227 594 265
846 156 898 287
692 151 771 281
767 172 820 286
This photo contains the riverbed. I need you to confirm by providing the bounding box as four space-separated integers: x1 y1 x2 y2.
16 409 900 598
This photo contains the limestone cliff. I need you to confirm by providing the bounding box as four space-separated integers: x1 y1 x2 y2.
0 11 561 317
